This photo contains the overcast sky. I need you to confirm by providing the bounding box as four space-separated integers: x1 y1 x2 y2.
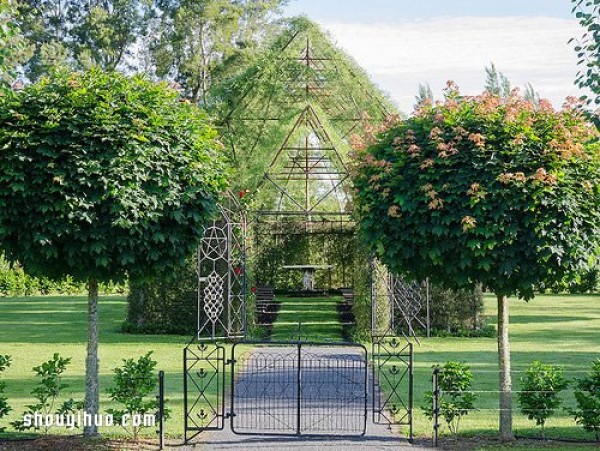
284 0 584 114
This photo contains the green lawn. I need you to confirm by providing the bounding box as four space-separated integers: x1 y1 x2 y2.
268 296 344 341
414 293 600 442
0 292 598 444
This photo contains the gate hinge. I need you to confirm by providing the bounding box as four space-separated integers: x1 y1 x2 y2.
225 412 236 419
226 358 236 365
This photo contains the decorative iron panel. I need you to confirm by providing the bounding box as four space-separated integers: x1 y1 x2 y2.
197 192 247 340
370 259 430 340
372 336 413 439
230 341 367 436
183 341 226 444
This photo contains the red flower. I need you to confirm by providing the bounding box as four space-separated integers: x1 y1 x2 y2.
234 267 241 275
251 286 256 293
239 191 245 198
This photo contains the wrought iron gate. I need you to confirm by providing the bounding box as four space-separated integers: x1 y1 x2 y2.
372 336 413 437
183 341 226 443
231 341 367 436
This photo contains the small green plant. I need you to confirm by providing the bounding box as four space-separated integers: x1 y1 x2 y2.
518 361 568 437
423 361 477 442
106 351 167 439
568 359 600 442
0 354 12 432
11 353 83 433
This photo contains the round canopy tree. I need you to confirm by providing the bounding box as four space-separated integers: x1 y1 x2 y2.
0 69 227 435
351 85 600 441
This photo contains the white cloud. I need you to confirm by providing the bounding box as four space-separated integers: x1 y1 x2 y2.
320 16 584 113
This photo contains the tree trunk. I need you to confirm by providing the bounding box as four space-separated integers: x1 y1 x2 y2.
497 294 514 442
84 278 99 437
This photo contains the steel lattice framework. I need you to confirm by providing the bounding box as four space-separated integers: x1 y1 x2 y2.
371 260 431 342
196 192 247 340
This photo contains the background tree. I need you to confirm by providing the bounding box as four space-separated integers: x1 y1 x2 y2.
570 0 600 126
351 84 600 441
414 82 433 108
15 0 151 81
151 0 286 104
0 69 227 435
523 82 541 107
485 62 511 97
0 0 31 87
68 0 152 71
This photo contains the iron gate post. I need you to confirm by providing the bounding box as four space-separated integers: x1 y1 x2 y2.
157 370 165 450
296 341 302 435
432 366 440 447
183 348 188 444
409 343 414 442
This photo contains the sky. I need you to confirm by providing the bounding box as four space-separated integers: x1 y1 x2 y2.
283 0 584 113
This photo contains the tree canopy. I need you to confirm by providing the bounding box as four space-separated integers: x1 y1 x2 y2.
351 84 600 299
0 69 228 283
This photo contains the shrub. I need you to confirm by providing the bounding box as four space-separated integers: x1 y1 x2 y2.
11 353 83 433
124 258 197 335
0 354 11 433
423 361 477 442
427 283 488 336
568 359 600 442
106 351 167 439
518 361 568 437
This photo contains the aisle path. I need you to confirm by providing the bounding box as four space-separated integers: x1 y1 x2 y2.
189 296 432 450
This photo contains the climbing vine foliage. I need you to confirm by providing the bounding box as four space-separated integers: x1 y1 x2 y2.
351 85 600 299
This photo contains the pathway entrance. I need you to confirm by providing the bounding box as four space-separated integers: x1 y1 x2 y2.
184 295 416 447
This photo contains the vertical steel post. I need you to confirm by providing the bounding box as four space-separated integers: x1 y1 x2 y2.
157 370 165 450
426 277 431 338
432 366 440 447
370 258 376 338
408 343 414 442
183 349 188 444
297 342 302 435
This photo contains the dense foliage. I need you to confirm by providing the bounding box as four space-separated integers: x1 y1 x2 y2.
0 256 125 296
351 86 600 300
125 260 197 335
426 284 489 337
0 69 227 283
13 0 152 80
518 361 568 436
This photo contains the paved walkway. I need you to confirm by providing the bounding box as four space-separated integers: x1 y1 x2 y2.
182 344 434 450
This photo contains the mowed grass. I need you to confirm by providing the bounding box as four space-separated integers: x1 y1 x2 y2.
0 292 598 443
268 296 344 341
0 295 208 438
412 293 600 442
